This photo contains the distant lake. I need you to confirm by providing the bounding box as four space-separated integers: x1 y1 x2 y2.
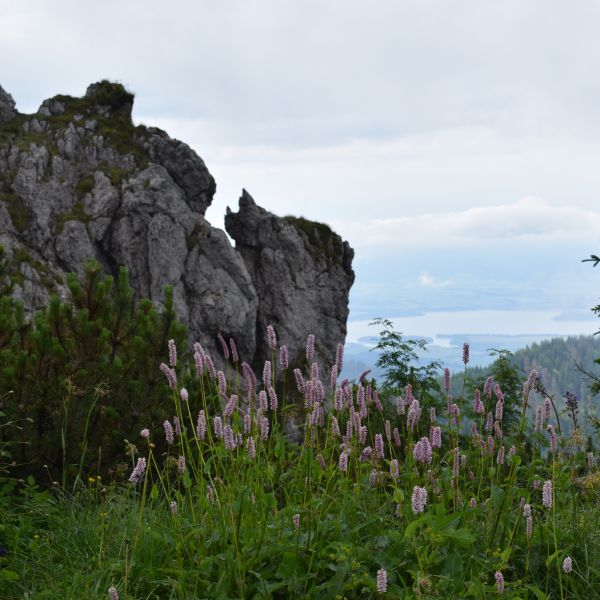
347 309 599 345
342 309 600 376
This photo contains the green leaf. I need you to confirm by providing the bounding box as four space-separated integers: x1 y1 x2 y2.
440 528 475 547
0 569 20 581
545 548 564 567
525 585 548 600
404 514 428 539
150 483 158 500
393 488 405 503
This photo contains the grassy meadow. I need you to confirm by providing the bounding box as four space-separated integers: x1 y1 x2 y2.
1 307 599 598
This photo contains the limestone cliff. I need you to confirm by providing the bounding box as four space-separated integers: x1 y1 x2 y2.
0 81 354 368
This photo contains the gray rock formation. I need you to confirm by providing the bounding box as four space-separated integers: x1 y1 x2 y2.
0 81 354 369
0 84 17 123
225 190 354 368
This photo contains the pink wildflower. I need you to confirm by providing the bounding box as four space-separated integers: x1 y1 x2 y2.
266 324 277 350
396 395 405 415
259 390 268 411
497 445 505 465
331 416 340 438
360 447 372 462
213 416 223 439
359 425 368 446
207 484 215 504
196 410 206 440
462 342 470 364
484 376 494 399
485 411 493 433
495 571 504 593
542 480 552 508
263 361 271 387
223 425 235 450
229 337 239 363
407 398 421 431
335 343 344 372
247 436 256 459
224 394 238 417
279 345 288 370
306 334 315 361
194 350 204 376
375 433 384 459
411 486 428 514
494 383 504 403
544 397 552 422
444 368 451 392
413 437 433 464
376 568 387 594
164 420 174 445
159 362 177 389
495 399 503 421
128 457 146 484
430 426 442 448
168 339 177 367
260 417 269 440
474 389 484 414
562 556 573 574
205 355 217 379
267 385 278 412
217 333 229 360
338 451 348 473
294 368 305 394
369 469 378 486
334 387 343 411
108 587 119 600
140 428 150 439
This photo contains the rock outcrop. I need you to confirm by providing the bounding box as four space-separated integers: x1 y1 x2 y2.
0 81 354 368
226 191 354 368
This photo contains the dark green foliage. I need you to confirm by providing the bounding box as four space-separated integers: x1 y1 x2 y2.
84 80 134 113
0 252 187 485
283 215 344 264
74 175 95 199
1 190 32 234
370 317 441 404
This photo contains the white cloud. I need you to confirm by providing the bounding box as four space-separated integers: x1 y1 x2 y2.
333 198 600 249
418 273 452 287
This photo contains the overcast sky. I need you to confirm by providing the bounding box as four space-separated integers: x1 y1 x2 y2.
2 0 600 335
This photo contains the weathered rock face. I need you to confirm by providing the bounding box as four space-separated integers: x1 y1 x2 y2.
0 81 354 368
225 191 355 368
0 84 17 123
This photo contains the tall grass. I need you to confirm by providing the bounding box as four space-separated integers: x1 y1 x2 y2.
1 332 599 599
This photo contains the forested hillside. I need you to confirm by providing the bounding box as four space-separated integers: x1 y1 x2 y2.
450 335 600 435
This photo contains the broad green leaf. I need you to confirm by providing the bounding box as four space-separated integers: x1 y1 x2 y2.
525 585 548 600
